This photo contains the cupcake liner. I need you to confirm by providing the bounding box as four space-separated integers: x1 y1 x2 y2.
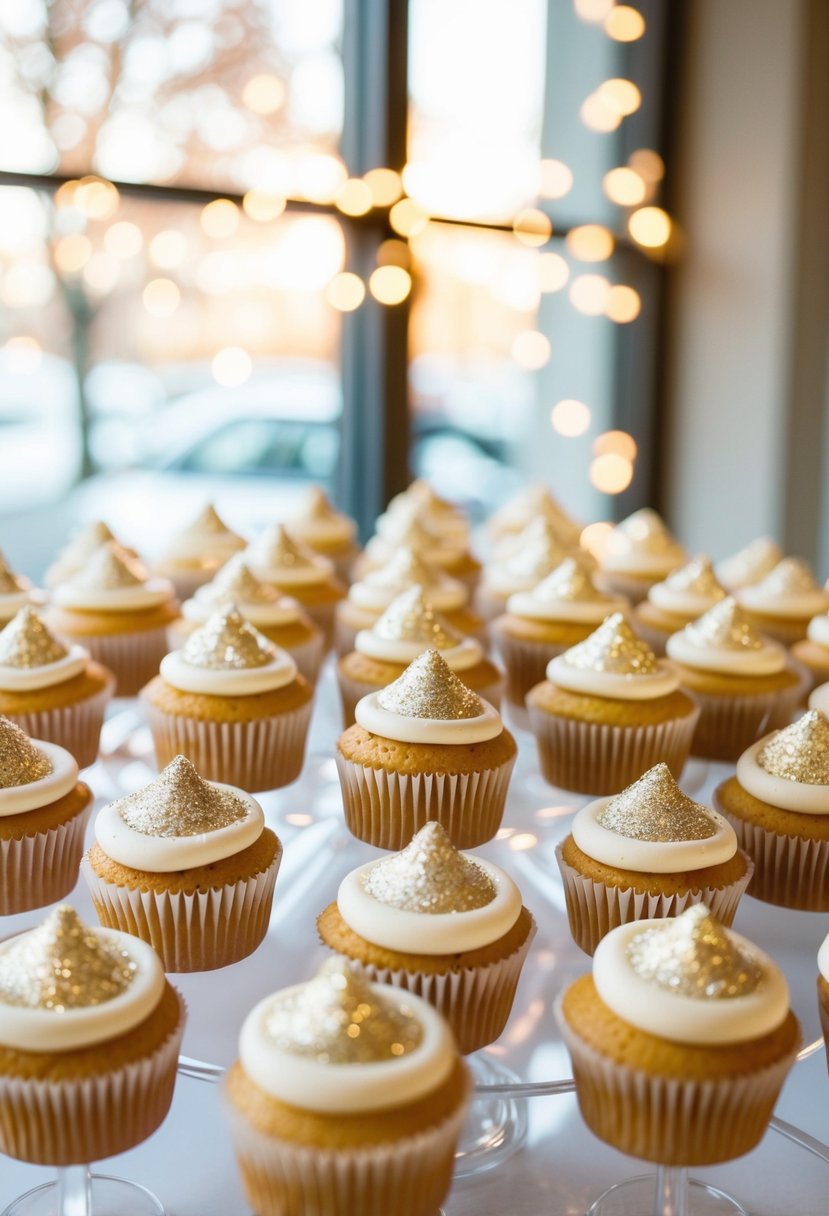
302 602 337 652
224 1081 468 1216
0 991 185 1166
334 611 374 659
144 698 312 793
594 571 654 605
527 701 699 796
5 675 116 769
767 659 811 727
335 753 516 850
0 797 93 916
555 997 798 1166
489 626 568 713
688 683 801 763
81 627 171 697
288 632 326 685
817 979 829 1071
473 585 509 623
336 667 502 730
82 850 280 972
555 844 753 956
164 569 215 602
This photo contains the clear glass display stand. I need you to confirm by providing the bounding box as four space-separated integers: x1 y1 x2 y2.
584 1170 747 1216
1 1168 165 1216
453 1056 528 1178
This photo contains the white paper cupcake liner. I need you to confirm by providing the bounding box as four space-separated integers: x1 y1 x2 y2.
144 698 312 793
473 584 509 624
336 667 502 730
335 752 516 851
82 849 280 972
489 625 569 713
0 796 93 916
555 996 799 1166
0 991 185 1166
594 570 655 605
301 601 337 652
81 627 171 697
288 632 326 684
555 844 753 956
224 1078 468 1216
5 676 115 769
334 607 376 658
687 683 799 762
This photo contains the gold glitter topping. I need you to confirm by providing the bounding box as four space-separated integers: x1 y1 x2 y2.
530 557 608 603
499 518 566 580
264 957 423 1064
626 905 764 1000
377 649 484 719
752 557 822 599
0 716 53 787
362 822 496 912
757 710 829 785
59 521 118 566
0 906 136 1011
111 755 249 836
185 503 238 536
182 605 276 670
69 542 147 591
360 547 454 594
303 487 344 522
202 556 282 607
661 555 725 600
561 613 658 674
253 525 320 571
371 586 462 648
0 607 68 669
598 763 717 841
607 508 682 558
684 598 764 651
0 551 27 596
720 537 782 585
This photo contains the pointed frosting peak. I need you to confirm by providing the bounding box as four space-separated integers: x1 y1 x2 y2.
0 550 28 596
189 503 236 535
0 905 136 1011
684 597 764 651
361 547 451 593
626 904 763 1000
607 508 680 557
0 607 68 669
182 605 276 670
362 822 496 913
111 755 249 836
717 536 783 588
302 487 343 521
598 763 717 841
377 649 484 719
662 555 725 599
204 555 281 607
501 517 566 579
0 716 52 787
251 525 319 570
69 542 147 591
370 586 461 648
561 613 658 674
530 556 608 603
64 521 118 561
753 557 821 597
758 710 829 785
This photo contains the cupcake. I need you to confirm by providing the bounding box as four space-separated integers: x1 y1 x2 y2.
336 649 517 850
154 503 246 599
526 613 698 795
384 480 469 546
791 610 829 695
336 585 502 727
598 508 686 604
633 554 726 654
46 543 178 697
714 709 829 910
44 519 137 588
245 525 346 649
0 550 35 625
0 905 184 1166
142 605 313 792
475 517 568 622
490 557 626 719
284 487 360 580
737 557 829 645
667 598 803 760
556 763 752 955
487 484 582 547
335 547 482 657
0 607 114 767
171 555 324 684
83 755 282 971
716 536 784 592
224 958 469 1216
556 904 800 1166
0 717 92 915
359 511 482 593
317 822 535 1053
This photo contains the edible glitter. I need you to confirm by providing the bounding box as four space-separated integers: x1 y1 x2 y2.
758 710 829 785
377 649 484 719
301 487 344 523
752 557 822 599
661 555 725 600
499 518 565 581
626 904 764 1000
111 755 249 836
0 551 27 596
0 716 53 786
720 537 782 586
359 547 451 595
560 613 658 675
58 521 118 567
0 607 68 668
264 957 422 1064
0 905 136 1011
597 763 717 841
203 556 281 607
530 556 608 603
362 822 496 912
182 605 276 670
385 513 455 557
683 598 764 651
371 586 462 648
606 508 682 559
251 525 320 571
186 504 237 536
69 542 147 591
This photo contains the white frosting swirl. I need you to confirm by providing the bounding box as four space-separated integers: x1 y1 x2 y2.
183 595 301 629
160 648 297 696
355 629 482 670
736 738 829 814
0 741 79 817
547 653 679 700
817 933 829 984
0 591 32 621
807 615 829 649
810 683 829 715
716 538 783 591
666 631 786 676
738 559 829 619
160 505 245 567
55 581 174 612
348 551 467 612
355 690 502 745
0 645 89 692
647 555 725 617
600 509 685 577
572 795 737 873
246 526 335 587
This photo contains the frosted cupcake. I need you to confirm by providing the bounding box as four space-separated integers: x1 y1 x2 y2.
556 905 800 1166
791 610 829 695
45 519 133 588
716 536 784 592
491 557 626 718
0 905 184 1166
84 756 281 971
284 487 360 579
359 510 482 592
384 479 469 546
337 586 502 727
526 613 698 794
245 525 346 649
737 557 829 645
714 710 829 909
598 508 686 604
336 649 517 850
47 543 178 696
318 822 535 1053
633 555 726 654
556 764 751 955
171 555 324 684
0 550 35 625
487 484 582 548
224 958 468 1216
0 717 92 914
476 517 568 622
142 606 313 792
154 503 246 599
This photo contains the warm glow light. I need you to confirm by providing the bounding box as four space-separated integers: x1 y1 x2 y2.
363 168 403 207
580 521 614 559
54 180 79 209
512 330 551 370
574 0 613 22
285 813 313 827
142 278 181 318
590 453 634 494
83 251 119 293
326 272 366 312
243 191 286 222
606 284 642 322
149 230 187 269
603 167 647 206
74 177 119 220
377 239 409 269
389 198 428 237
212 346 252 387
605 5 646 40
628 206 672 247
598 78 642 117
336 179 373 216
104 221 142 258
539 252 569 293
566 224 615 262
551 399 591 437
369 265 412 305
54 233 91 273
513 208 552 248
594 430 638 460
569 274 610 315
509 833 538 851
298 154 347 203
539 159 574 200
200 199 240 239
580 93 622 133
629 148 665 182
242 74 286 115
